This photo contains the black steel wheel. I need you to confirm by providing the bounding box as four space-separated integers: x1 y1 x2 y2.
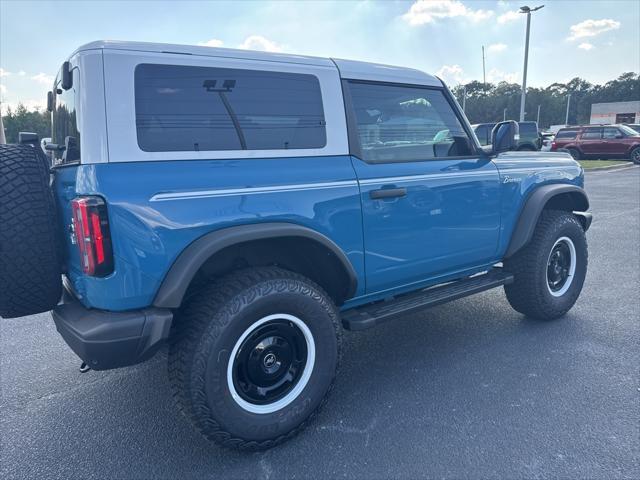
169 267 341 450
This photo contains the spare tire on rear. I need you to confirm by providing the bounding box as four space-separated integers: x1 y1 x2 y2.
0 144 62 318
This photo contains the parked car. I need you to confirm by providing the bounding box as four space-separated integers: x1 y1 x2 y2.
624 123 640 134
540 131 555 151
551 124 640 163
472 121 542 150
0 41 592 450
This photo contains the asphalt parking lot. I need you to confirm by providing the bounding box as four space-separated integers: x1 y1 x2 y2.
2 166 639 479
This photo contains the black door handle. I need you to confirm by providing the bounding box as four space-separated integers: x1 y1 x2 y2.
370 187 407 199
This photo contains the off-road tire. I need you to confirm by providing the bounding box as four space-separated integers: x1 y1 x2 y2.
168 267 341 450
504 210 588 320
0 144 62 318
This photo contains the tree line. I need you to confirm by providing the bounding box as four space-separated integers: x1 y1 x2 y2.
1 72 638 143
452 72 639 129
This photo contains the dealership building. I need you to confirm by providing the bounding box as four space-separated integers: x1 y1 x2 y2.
590 101 640 124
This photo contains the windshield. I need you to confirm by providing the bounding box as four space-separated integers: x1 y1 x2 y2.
619 125 640 136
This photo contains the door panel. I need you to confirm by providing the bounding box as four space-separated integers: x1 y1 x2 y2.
579 128 603 155
602 127 627 156
353 157 500 292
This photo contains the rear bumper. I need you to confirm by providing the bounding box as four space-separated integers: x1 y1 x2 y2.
52 297 172 371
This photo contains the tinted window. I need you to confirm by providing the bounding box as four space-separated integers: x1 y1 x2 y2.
52 68 80 163
556 129 578 139
518 122 538 139
603 127 621 139
347 82 474 163
135 64 326 152
581 128 602 139
474 125 489 146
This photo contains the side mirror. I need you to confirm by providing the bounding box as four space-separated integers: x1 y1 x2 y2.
18 132 39 145
61 61 73 90
491 120 519 154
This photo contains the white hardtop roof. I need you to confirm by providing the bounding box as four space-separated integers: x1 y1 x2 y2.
75 40 442 87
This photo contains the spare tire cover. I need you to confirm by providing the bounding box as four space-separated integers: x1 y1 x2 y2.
0 144 62 318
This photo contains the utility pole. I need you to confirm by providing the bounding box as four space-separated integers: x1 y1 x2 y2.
482 45 486 88
519 5 545 122
565 93 571 125
536 104 541 125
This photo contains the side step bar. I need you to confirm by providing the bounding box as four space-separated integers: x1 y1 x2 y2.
341 268 514 331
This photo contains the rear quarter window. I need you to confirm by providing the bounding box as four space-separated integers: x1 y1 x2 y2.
555 129 578 139
134 64 327 152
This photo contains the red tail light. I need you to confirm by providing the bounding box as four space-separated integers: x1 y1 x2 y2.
71 197 114 276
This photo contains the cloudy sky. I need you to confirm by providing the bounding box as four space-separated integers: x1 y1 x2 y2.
1 0 638 112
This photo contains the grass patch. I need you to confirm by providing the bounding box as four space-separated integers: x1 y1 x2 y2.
578 160 629 169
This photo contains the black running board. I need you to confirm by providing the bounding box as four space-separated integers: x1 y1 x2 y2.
341 268 513 331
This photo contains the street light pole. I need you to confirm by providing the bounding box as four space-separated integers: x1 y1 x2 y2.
536 104 541 125
565 93 571 125
519 5 544 122
462 85 467 112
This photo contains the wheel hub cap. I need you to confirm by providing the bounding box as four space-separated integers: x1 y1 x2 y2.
231 318 309 406
546 237 577 297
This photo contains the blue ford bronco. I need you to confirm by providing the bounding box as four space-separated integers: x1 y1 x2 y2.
0 41 592 450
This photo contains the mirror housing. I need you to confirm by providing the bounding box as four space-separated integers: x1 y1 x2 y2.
47 91 54 112
18 132 39 145
61 61 73 90
490 120 519 154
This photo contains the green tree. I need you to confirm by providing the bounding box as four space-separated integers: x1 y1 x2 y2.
1 104 51 143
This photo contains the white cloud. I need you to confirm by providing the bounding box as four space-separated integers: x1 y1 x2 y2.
487 68 518 83
238 35 283 52
402 0 493 26
568 19 620 41
497 10 520 24
436 64 468 85
31 72 54 85
18 70 26 76
197 39 224 48
0 84 6 94
0 68 11 77
487 43 507 53
578 42 594 51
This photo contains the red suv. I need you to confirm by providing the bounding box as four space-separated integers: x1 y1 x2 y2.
551 125 640 164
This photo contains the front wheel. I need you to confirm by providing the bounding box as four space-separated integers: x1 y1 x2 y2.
630 146 640 165
504 210 588 320
168 267 341 450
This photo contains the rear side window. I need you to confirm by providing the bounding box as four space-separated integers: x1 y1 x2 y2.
52 69 81 163
581 128 602 139
135 64 326 152
556 129 578 139
518 122 538 138
347 81 474 163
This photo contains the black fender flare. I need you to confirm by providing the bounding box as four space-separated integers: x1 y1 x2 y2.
153 222 358 308
505 184 590 258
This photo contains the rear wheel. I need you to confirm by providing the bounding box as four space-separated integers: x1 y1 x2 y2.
504 210 588 320
0 144 62 318
630 146 640 165
169 267 341 450
567 148 581 160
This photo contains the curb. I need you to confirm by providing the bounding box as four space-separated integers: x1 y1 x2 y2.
584 163 639 172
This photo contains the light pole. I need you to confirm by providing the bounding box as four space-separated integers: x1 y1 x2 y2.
462 85 467 112
503 108 507 121
565 93 571 125
536 104 541 125
519 5 544 122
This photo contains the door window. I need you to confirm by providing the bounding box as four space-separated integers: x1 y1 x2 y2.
603 127 622 139
347 82 474 163
581 128 602 139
